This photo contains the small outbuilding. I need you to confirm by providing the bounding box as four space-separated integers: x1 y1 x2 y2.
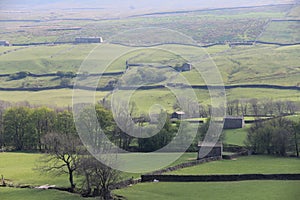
197 142 223 160
75 37 103 44
0 40 10 46
171 111 185 119
175 63 192 72
181 63 192 71
223 116 244 129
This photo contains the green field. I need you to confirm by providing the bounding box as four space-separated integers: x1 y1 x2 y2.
1 2 300 200
0 41 299 111
0 44 97 74
0 187 90 200
0 153 70 187
113 181 300 200
259 21 300 44
223 125 250 146
0 87 298 112
0 152 198 186
0 89 109 107
166 155 300 175
1 43 300 85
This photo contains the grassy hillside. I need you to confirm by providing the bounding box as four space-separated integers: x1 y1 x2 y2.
258 21 300 44
1 4 290 44
0 44 96 74
223 125 250 146
0 90 109 107
1 43 299 85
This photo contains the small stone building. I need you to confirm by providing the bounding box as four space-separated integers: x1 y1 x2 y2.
171 111 185 119
175 63 192 72
181 63 192 71
75 37 103 44
0 40 10 46
197 142 223 160
223 116 244 129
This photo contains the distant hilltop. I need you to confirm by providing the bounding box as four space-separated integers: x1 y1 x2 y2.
0 0 294 19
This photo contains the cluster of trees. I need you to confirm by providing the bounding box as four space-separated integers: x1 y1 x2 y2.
0 106 75 151
0 103 122 199
174 98 299 118
226 99 298 117
0 99 226 154
0 101 208 198
246 118 300 157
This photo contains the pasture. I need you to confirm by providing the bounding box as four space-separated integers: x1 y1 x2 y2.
0 87 298 112
0 152 197 187
0 187 90 200
258 21 300 44
223 125 249 146
113 181 300 200
0 153 70 187
1 2 300 200
166 155 300 175
2 42 299 111
0 89 109 108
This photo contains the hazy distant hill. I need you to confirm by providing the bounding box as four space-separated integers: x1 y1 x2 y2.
0 0 295 18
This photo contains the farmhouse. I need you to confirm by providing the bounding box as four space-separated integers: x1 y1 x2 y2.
223 116 244 129
0 40 10 46
171 111 185 119
75 37 103 44
197 142 223 159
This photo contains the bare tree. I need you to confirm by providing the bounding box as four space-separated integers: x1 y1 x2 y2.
286 101 297 115
233 99 240 116
275 101 285 116
261 99 274 116
240 99 249 116
77 154 121 199
226 100 235 116
292 122 300 157
39 132 84 192
249 98 259 116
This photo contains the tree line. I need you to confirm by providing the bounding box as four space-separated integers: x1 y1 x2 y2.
0 101 209 199
246 117 300 157
0 102 209 153
0 103 129 199
174 97 299 118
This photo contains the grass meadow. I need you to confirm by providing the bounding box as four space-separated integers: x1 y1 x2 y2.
0 89 110 108
1 3 299 200
0 87 298 112
166 155 300 175
0 187 92 200
1 43 300 85
0 153 70 187
223 124 250 146
258 21 300 44
113 181 300 200
0 152 198 186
